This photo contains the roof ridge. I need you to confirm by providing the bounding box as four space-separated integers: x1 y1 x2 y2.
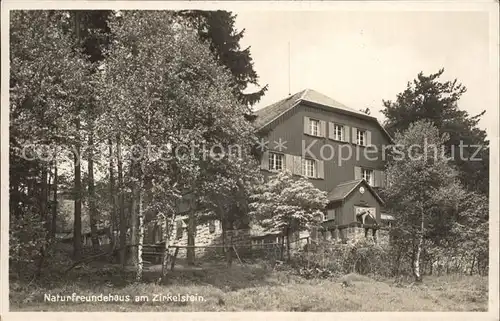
298 88 310 101
336 179 363 186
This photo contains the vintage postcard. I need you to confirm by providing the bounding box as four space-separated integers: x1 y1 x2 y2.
1 0 498 320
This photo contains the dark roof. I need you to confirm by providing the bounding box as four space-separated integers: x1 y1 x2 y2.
253 88 393 142
327 179 363 202
253 90 305 128
327 179 385 205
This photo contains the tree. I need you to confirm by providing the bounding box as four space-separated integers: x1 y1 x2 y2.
447 192 488 275
382 69 489 195
196 148 262 266
178 10 268 107
66 10 112 253
9 10 92 274
249 170 328 261
98 10 260 281
384 120 465 282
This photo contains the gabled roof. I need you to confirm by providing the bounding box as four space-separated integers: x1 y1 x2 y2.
253 88 393 142
327 179 385 205
253 89 306 129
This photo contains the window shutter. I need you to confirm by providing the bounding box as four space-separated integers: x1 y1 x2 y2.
261 151 269 170
328 122 335 139
304 117 310 134
380 170 386 188
320 120 326 137
374 170 381 187
352 127 357 144
366 130 372 146
317 160 324 179
327 209 336 221
285 154 294 172
293 155 302 175
354 166 362 180
344 125 350 142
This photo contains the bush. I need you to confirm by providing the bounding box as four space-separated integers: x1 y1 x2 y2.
9 212 48 280
291 239 393 279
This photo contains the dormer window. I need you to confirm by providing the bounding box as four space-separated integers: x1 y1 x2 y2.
309 119 320 136
356 129 366 146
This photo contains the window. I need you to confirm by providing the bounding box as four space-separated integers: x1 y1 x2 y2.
362 168 374 185
326 208 336 221
302 158 316 178
268 152 284 171
309 119 320 136
209 221 215 233
356 129 366 146
333 124 344 141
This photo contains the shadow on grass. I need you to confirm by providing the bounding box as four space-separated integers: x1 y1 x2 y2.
10 256 278 292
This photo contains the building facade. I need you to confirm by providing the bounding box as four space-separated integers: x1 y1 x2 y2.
253 89 394 242
144 89 396 253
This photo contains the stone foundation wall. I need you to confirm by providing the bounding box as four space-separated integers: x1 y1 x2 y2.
172 224 252 258
314 226 390 245
144 218 253 259
143 219 392 261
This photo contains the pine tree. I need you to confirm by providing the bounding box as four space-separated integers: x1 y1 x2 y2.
179 10 268 107
382 69 489 195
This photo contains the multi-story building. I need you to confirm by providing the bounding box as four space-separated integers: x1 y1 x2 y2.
144 89 396 256
253 88 395 242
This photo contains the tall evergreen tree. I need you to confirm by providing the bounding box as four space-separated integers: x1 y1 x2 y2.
179 10 268 107
382 69 489 195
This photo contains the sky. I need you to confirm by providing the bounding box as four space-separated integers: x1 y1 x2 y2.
234 10 495 138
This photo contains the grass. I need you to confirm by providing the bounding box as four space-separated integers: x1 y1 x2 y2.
9 261 488 312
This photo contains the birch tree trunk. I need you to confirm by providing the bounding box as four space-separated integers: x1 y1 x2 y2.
36 166 49 277
88 128 99 252
40 167 48 231
117 134 126 265
286 228 291 262
130 174 138 266
73 118 82 260
136 165 144 282
413 207 425 283
222 218 233 267
72 12 82 261
187 208 195 266
221 218 226 257
160 213 177 283
108 139 116 250
50 162 58 240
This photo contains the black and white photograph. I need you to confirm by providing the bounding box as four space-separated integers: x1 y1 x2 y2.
1 0 499 316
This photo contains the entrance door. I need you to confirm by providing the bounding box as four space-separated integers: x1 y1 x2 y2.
354 206 376 225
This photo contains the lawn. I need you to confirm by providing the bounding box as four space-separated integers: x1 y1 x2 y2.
9 261 488 312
